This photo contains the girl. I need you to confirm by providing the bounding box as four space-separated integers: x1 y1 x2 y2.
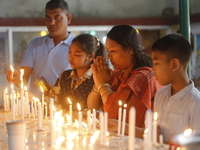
51 33 106 111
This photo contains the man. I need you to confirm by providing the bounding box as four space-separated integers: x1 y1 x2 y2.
6 0 73 97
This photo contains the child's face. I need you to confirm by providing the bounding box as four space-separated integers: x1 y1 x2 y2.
68 42 91 69
151 51 173 85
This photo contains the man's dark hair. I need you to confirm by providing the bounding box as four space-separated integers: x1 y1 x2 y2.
45 0 69 12
152 33 192 66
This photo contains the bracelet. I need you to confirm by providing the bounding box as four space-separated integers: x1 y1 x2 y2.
92 87 99 94
100 89 112 97
97 83 110 92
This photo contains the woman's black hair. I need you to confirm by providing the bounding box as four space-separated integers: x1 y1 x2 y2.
107 25 152 70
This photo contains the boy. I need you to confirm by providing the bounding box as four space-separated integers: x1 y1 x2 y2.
151 33 200 142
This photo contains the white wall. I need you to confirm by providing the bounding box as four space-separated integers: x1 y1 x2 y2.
0 0 199 18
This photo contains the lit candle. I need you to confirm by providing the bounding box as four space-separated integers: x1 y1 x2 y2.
117 100 122 135
121 104 127 136
67 98 72 122
10 65 14 78
33 97 38 117
92 109 96 133
87 110 91 134
153 112 158 145
38 102 42 130
20 69 24 89
11 84 16 120
20 69 24 120
143 129 148 145
128 107 136 150
77 103 82 135
40 86 44 119
24 86 29 117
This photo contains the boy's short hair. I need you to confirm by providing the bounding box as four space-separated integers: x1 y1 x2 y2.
46 0 69 12
152 33 192 66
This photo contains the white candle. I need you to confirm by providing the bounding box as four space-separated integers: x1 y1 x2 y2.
20 69 24 89
20 88 24 120
159 134 163 145
50 98 54 123
6 94 10 111
77 103 82 135
153 112 158 144
145 110 152 144
45 104 47 119
38 102 42 130
103 112 108 145
87 110 91 134
128 107 136 150
92 109 96 133
40 86 45 119
33 98 38 117
99 111 104 144
143 129 148 145
31 101 35 120
4 88 8 111
16 96 19 115
50 98 54 146
122 104 127 136
11 85 16 120
67 98 72 122
24 86 29 117
117 100 122 135
3 88 7 111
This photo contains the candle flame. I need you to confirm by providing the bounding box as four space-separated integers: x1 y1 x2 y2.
11 84 13 90
56 136 65 146
20 69 24 81
66 114 72 123
144 128 148 134
118 100 122 106
66 132 78 141
124 104 127 108
33 97 40 102
77 103 81 111
106 131 109 136
184 128 192 136
40 85 44 93
10 65 14 72
90 131 100 144
24 86 27 91
67 97 72 105
154 112 158 121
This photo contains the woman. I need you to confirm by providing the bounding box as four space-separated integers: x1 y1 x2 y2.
51 33 106 111
87 25 162 127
